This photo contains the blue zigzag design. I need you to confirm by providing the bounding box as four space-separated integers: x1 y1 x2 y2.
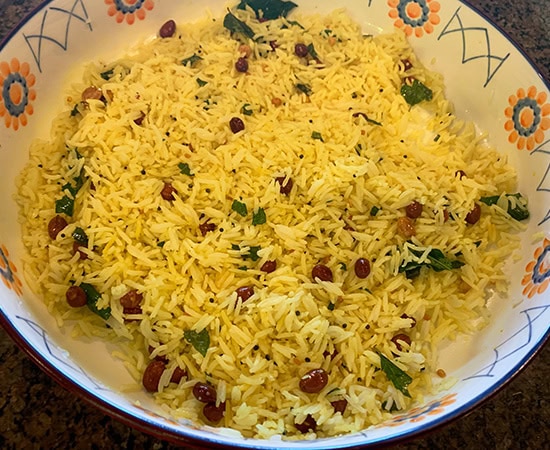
532 140 550 226
437 7 510 88
464 304 550 380
23 0 92 73
533 139 550 157
15 315 107 391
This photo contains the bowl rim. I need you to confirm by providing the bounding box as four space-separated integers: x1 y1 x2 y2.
1 0 549 448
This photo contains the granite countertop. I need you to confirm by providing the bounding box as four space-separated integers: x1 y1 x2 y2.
1 1 548 449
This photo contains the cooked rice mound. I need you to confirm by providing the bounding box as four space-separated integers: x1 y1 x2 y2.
16 8 525 439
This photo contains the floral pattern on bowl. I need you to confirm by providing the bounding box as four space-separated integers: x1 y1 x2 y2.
0 244 22 296
0 58 36 130
388 0 441 38
105 0 155 25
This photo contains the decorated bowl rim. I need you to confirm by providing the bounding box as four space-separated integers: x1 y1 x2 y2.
0 0 549 448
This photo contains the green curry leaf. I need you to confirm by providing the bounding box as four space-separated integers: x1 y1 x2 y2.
184 329 210 356
70 104 80 117
100 69 114 81
296 83 312 96
55 196 74 217
237 0 297 20
399 248 464 274
245 245 262 261
178 162 194 177
232 199 248 217
311 131 324 142
306 43 321 62
379 352 412 397
80 283 111 320
182 54 203 67
252 207 267 225
72 227 88 245
223 11 256 40
400 79 433 106
479 193 529 221
285 20 305 30
241 103 254 116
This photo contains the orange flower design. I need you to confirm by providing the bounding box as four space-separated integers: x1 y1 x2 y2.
521 238 550 299
0 244 23 296
0 58 36 131
105 0 154 25
388 0 441 38
386 393 457 426
504 86 550 151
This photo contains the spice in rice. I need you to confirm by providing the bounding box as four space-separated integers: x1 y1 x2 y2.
16 4 529 439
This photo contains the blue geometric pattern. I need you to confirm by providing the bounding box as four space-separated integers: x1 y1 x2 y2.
464 305 550 380
2 72 29 117
15 315 107 391
438 7 510 87
397 0 431 28
532 141 550 225
23 0 92 72
113 0 147 14
513 97 542 137
532 245 550 284
0 246 16 285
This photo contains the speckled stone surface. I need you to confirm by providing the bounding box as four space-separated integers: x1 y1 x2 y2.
0 1 548 449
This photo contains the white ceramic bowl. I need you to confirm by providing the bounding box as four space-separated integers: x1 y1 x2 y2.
1 1 549 448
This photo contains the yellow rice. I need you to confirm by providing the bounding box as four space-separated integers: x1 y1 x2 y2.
16 8 524 439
